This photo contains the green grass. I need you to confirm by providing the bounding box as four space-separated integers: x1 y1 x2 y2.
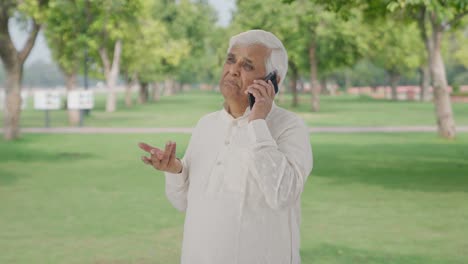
5 90 468 128
1 133 467 263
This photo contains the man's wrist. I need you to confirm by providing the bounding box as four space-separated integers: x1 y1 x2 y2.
175 158 183 174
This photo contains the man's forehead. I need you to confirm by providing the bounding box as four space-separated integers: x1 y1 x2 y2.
229 44 270 62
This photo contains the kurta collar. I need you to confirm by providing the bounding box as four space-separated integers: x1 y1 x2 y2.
220 101 276 126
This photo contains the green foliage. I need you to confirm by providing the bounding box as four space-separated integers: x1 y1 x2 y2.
85 0 142 73
17 0 50 23
44 0 86 75
367 19 423 77
233 0 368 80
120 0 190 83
164 0 222 84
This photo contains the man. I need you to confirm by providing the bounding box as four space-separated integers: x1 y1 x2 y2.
138 29 313 264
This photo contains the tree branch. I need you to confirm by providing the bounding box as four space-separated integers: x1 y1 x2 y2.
417 6 428 44
442 10 468 30
18 20 41 64
99 47 111 79
0 4 18 68
111 39 122 73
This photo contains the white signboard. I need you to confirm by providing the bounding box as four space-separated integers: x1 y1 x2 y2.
1 90 29 110
21 91 28 110
67 90 94 110
34 90 62 110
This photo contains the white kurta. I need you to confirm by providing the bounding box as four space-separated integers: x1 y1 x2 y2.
165 102 313 264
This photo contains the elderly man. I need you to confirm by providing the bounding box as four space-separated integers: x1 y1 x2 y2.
139 29 313 264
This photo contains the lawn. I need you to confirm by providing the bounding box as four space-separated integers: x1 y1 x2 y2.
1 133 467 264
4 90 468 128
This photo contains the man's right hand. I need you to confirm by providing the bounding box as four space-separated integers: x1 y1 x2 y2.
138 141 183 174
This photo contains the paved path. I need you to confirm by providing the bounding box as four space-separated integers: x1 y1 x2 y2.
9 126 468 134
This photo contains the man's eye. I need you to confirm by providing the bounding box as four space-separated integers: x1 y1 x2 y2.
243 64 254 71
226 57 235 64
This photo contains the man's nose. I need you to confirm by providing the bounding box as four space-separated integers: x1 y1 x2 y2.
228 63 241 77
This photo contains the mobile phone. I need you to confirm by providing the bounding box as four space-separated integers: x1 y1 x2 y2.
249 71 279 109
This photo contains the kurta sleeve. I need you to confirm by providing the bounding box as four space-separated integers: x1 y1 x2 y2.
164 134 194 213
246 118 313 210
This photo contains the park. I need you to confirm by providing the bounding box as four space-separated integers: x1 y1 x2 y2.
1 0 468 263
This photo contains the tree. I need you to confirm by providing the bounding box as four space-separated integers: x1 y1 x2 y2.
44 0 87 126
301 0 468 138
367 19 422 100
232 0 309 107
120 0 189 105
390 0 468 139
151 0 221 94
85 0 141 112
0 0 49 140
234 0 367 111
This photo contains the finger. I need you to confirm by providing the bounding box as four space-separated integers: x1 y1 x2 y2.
254 80 273 97
168 142 176 162
249 84 269 99
150 147 164 159
138 142 161 155
141 156 152 165
160 141 172 168
267 80 275 98
151 153 161 168
255 79 274 98
246 85 263 99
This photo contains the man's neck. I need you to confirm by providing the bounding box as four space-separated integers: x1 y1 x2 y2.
224 101 248 118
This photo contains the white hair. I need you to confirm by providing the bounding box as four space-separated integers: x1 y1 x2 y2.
227 29 288 86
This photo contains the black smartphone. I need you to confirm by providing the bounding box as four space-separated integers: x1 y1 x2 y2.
249 71 279 109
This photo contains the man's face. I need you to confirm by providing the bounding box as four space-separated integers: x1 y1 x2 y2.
219 44 270 105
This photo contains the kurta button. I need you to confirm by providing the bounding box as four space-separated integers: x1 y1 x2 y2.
217 160 222 165
224 140 230 145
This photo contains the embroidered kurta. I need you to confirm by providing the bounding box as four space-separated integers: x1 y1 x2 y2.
165 103 313 264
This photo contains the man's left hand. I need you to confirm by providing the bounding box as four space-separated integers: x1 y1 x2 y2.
245 79 275 122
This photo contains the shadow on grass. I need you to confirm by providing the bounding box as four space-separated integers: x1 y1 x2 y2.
0 137 95 185
300 243 459 264
0 147 95 163
0 168 21 185
312 140 468 193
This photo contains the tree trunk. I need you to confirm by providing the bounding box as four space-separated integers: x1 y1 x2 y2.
174 81 181 93
99 40 122 113
417 8 433 102
309 40 320 112
64 72 80 126
124 73 135 108
344 69 351 91
389 71 400 101
419 64 431 101
139 82 149 104
429 26 456 139
3 66 22 140
320 78 327 95
152 82 160 102
289 62 298 107
0 16 40 140
124 82 133 108
164 78 174 96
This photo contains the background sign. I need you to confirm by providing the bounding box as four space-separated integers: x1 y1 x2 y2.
34 90 62 110
67 90 94 110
